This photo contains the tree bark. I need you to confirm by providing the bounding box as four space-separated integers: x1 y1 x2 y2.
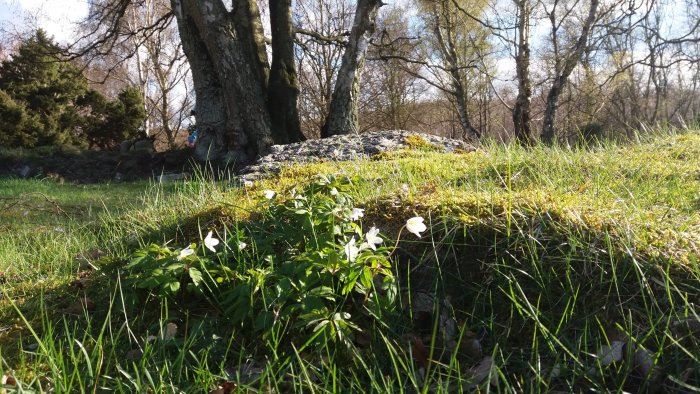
171 0 272 163
322 0 383 137
541 0 599 144
425 0 480 141
269 0 305 144
513 0 533 145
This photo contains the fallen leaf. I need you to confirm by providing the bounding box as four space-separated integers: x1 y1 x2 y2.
597 340 626 366
69 279 86 289
461 338 482 359
124 349 143 361
671 318 700 339
464 356 496 389
163 322 177 340
408 335 429 371
77 270 92 278
63 297 96 315
1 374 17 386
439 312 458 352
89 249 106 260
354 330 371 348
634 347 658 379
209 381 237 394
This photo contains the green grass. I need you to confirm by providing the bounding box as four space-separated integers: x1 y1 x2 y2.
1 131 699 392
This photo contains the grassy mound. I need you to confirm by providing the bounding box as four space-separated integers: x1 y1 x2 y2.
0 131 698 392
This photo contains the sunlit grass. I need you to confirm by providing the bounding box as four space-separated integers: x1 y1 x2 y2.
0 130 698 392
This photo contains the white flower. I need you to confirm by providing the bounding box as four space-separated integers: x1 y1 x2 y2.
406 216 427 237
330 187 338 196
344 237 359 262
365 227 383 250
264 190 276 199
238 241 247 250
350 208 365 221
204 231 220 252
178 246 195 260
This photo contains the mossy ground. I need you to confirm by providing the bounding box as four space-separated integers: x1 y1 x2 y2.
0 131 698 392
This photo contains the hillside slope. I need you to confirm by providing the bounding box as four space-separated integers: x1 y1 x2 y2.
0 131 698 392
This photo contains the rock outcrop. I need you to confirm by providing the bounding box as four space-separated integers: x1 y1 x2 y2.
239 130 474 181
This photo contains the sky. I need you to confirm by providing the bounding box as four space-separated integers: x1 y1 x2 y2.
0 0 88 43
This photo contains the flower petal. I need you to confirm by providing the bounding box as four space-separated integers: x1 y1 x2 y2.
350 208 365 221
406 216 427 237
178 246 195 260
204 231 220 252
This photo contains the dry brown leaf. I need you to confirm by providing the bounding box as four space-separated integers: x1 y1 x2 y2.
1 375 16 386
69 279 86 289
124 349 143 361
408 335 429 371
210 381 237 394
461 338 483 359
63 297 96 315
354 330 371 348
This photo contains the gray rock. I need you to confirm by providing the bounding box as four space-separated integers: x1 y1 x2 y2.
18 164 31 178
238 130 474 182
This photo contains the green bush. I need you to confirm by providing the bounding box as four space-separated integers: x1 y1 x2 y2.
0 30 147 149
125 174 398 351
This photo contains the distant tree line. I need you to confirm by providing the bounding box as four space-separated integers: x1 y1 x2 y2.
1 0 699 155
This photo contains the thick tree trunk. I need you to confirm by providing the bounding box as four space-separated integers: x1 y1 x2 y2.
513 0 533 145
541 0 599 144
171 0 272 163
269 0 305 144
322 0 383 137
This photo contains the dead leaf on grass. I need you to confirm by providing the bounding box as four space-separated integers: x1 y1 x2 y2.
124 349 143 361
163 322 177 340
354 330 371 348
69 279 86 289
596 340 626 366
63 297 96 315
671 318 700 338
633 346 662 385
1 374 17 386
463 356 497 389
210 381 237 394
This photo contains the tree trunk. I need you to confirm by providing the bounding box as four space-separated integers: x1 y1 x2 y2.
513 0 533 145
428 1 480 141
322 0 383 137
269 0 305 144
451 79 480 140
541 0 599 144
171 0 272 163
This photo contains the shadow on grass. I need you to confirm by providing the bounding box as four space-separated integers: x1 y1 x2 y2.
2 202 699 392
0 146 199 183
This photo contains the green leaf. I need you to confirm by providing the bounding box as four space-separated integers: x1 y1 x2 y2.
188 267 203 287
254 311 275 332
